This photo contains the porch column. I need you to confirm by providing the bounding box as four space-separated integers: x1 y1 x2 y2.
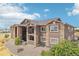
34 25 38 47
13 27 15 38
27 26 29 44
17 26 21 38
14 26 17 38
46 25 50 47
10 26 14 38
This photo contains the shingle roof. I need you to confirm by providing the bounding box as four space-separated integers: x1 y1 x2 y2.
21 17 62 25
64 23 74 27
11 17 74 28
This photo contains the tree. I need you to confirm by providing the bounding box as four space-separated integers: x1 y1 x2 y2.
41 40 79 56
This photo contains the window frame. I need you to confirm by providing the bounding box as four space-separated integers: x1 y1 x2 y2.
50 24 59 32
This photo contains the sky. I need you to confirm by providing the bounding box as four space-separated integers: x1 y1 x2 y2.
0 3 79 29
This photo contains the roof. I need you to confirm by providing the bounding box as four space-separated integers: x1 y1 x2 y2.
11 17 74 28
20 17 62 25
64 23 74 28
10 24 27 28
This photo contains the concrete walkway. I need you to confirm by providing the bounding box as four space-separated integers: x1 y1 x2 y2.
5 39 49 56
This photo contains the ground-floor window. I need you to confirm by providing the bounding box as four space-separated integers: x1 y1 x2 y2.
50 37 59 44
29 35 34 41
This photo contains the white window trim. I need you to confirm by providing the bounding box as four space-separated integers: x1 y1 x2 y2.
50 25 59 32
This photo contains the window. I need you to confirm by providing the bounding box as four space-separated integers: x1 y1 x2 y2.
28 26 34 34
50 37 59 44
41 27 46 32
29 35 34 41
50 25 58 32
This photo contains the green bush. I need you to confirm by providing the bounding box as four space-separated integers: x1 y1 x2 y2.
15 37 21 45
41 50 50 56
41 40 79 56
4 34 9 38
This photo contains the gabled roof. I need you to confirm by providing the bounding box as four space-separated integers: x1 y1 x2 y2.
11 17 74 28
20 17 62 25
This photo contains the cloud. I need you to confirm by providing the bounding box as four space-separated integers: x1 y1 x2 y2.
33 13 40 18
68 3 79 16
0 3 23 13
0 3 40 29
0 12 38 20
44 9 50 12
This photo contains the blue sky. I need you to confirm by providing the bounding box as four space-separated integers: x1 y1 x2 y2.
0 3 79 29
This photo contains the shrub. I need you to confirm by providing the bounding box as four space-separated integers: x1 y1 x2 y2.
41 40 79 56
15 37 21 45
41 50 50 56
4 34 9 38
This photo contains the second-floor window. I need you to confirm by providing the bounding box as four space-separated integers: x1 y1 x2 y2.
50 25 58 32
